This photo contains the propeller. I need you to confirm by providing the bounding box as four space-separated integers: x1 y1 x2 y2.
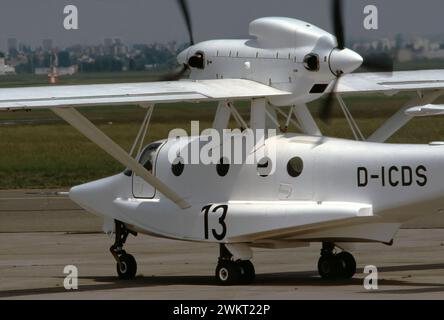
158 64 190 81
319 0 394 122
333 0 345 50
319 0 346 122
177 0 195 46
153 0 195 82
319 74 340 121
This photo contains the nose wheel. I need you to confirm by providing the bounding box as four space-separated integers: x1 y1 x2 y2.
317 242 356 280
110 220 138 280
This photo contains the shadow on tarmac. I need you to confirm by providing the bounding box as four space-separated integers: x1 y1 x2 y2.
1 263 444 298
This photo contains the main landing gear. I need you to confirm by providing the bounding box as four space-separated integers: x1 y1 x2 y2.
317 242 356 280
110 220 138 280
215 244 255 285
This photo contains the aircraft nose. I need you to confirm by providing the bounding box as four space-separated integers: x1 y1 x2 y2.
69 175 121 215
69 181 102 214
329 48 363 75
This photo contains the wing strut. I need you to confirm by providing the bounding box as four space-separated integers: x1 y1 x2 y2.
228 102 249 130
336 95 365 141
274 107 302 132
129 104 154 157
367 90 443 142
51 107 191 209
291 104 321 136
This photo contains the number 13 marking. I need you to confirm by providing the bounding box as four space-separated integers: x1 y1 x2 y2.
202 204 228 241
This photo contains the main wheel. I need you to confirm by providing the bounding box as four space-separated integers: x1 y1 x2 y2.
237 260 255 284
215 260 241 285
337 251 356 279
317 255 340 279
116 253 137 280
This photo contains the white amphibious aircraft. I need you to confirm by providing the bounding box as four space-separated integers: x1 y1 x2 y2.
2 0 444 285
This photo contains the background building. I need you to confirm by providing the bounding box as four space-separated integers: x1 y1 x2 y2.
0 52 16 75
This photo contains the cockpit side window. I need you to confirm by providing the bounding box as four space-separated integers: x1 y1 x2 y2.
138 142 161 173
123 142 162 176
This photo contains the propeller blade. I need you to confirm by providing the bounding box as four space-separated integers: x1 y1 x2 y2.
157 64 189 81
319 77 340 122
332 0 345 49
319 0 344 122
361 52 394 73
148 0 194 82
177 0 195 45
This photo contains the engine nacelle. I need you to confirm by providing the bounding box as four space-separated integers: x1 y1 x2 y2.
249 17 336 49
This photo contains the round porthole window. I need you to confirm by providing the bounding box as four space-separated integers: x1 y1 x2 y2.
257 157 272 177
287 157 303 177
171 156 184 177
216 157 230 177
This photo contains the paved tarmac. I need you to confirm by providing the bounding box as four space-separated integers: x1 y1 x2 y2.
1 190 444 299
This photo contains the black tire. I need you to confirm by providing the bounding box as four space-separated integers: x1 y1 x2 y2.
215 260 241 285
237 260 256 284
318 255 340 280
336 251 356 279
116 253 137 280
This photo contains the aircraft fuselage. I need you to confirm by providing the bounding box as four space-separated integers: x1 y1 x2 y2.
70 134 444 246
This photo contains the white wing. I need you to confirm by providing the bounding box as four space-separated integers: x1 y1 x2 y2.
335 69 444 94
0 79 290 110
0 78 290 209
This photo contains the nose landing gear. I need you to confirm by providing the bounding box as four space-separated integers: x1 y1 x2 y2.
110 220 138 280
317 242 356 280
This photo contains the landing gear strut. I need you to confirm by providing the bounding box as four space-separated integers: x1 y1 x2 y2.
317 242 356 280
215 244 255 285
110 220 138 279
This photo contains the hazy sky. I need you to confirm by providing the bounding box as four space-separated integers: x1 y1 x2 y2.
0 0 443 50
